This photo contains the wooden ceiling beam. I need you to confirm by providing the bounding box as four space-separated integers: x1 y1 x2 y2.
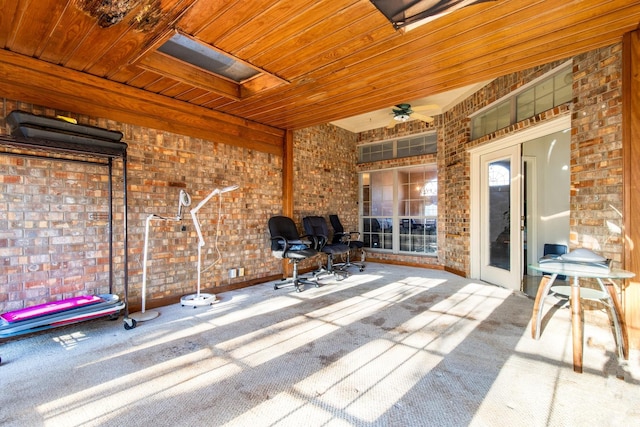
0 50 284 155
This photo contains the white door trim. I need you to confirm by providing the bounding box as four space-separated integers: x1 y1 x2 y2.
469 116 571 281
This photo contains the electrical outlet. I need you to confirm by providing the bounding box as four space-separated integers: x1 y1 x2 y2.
238 267 245 277
228 269 236 278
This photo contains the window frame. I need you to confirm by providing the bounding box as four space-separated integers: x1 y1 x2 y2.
471 62 572 140
360 164 438 256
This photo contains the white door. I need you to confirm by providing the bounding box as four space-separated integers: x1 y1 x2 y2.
478 144 522 290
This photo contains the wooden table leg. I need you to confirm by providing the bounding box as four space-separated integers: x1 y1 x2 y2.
603 279 629 360
571 276 583 373
531 275 554 339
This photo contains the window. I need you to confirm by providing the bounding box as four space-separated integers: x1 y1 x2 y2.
361 165 437 255
471 64 572 139
135 30 287 100
158 33 259 83
358 132 436 163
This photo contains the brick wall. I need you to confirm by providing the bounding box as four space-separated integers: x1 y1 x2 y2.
441 60 573 275
0 100 286 312
571 43 624 263
294 124 359 224
291 124 359 271
354 120 442 268
353 44 624 276
0 43 625 312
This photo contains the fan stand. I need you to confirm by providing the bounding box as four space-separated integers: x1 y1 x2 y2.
181 185 238 308
131 190 192 320
180 241 218 307
129 214 161 322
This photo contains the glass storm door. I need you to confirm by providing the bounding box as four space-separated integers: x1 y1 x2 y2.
480 145 522 291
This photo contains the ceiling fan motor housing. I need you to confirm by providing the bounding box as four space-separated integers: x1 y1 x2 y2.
393 104 413 121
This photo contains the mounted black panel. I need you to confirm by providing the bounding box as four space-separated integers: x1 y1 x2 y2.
4 110 126 157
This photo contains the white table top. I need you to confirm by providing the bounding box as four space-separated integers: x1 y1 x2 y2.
529 263 635 279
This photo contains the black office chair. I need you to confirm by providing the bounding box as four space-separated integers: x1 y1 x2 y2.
329 214 365 272
302 216 350 281
268 216 319 292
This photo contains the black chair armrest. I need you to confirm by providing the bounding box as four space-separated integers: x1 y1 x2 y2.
270 235 289 254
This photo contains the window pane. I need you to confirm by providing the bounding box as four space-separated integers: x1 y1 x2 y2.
496 101 511 130
517 88 535 122
554 70 572 104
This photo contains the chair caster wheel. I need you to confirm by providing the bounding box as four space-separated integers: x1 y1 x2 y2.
123 318 137 330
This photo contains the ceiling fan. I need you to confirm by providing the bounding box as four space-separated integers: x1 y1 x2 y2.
387 103 439 128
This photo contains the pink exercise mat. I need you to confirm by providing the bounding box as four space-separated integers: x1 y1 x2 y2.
1 295 103 323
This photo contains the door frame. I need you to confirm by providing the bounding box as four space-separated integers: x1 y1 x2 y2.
469 116 571 284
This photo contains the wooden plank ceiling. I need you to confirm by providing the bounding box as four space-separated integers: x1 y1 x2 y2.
1 0 640 138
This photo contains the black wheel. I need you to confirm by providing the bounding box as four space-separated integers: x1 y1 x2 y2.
108 312 120 321
274 284 278 290
359 268 365 272
123 318 137 330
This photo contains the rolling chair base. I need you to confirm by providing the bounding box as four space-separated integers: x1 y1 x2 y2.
274 276 319 293
334 249 366 272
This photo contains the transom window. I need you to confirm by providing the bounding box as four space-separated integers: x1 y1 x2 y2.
471 64 572 139
358 132 436 163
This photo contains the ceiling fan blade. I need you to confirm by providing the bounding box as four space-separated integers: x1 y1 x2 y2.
410 112 434 123
411 104 440 112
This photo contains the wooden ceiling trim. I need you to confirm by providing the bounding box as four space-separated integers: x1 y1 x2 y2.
54 0 155 72
2 0 36 51
175 87 208 102
267 0 505 83
218 1 533 117
144 76 181 93
126 69 166 88
216 0 313 54
85 0 195 78
0 0 21 47
247 2 373 70
189 91 226 107
108 64 145 84
178 0 239 35
13 0 69 58
240 73 288 98
194 0 281 45
0 50 284 154
256 5 383 74
227 1 632 123
38 6 99 66
275 19 390 82
159 81 197 98
269 30 624 129
201 97 238 111
233 0 361 61
137 51 242 100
